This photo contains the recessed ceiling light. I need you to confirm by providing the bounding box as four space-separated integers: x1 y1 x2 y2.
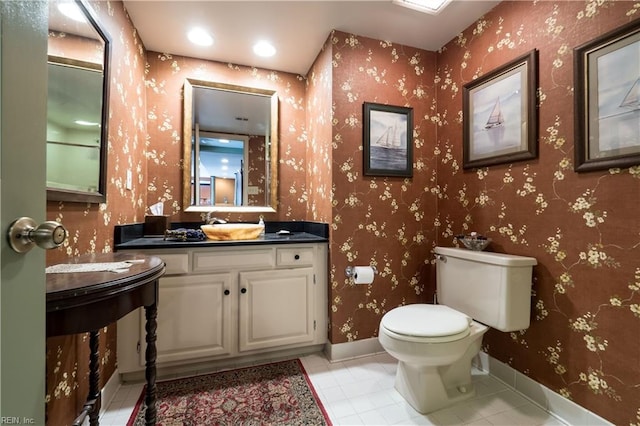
221 158 229 163
74 120 100 126
253 40 276 58
187 28 213 46
392 0 452 15
57 2 86 23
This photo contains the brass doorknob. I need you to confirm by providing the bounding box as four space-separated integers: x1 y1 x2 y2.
7 217 68 253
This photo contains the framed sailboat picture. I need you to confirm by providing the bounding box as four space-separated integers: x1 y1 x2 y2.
574 19 640 172
462 50 538 169
363 102 413 177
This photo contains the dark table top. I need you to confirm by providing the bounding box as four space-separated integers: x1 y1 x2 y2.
46 252 164 309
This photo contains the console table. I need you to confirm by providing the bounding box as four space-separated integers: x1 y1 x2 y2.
46 252 165 426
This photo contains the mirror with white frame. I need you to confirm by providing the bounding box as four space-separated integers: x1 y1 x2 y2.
183 79 278 213
47 0 110 203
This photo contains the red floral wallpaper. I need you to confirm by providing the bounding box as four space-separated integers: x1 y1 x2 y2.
436 2 640 424
323 31 439 341
48 31 103 65
247 135 267 206
45 1 148 424
144 52 307 223
43 1 640 424
305 37 334 224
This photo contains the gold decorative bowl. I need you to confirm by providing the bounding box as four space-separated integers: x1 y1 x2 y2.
200 223 265 241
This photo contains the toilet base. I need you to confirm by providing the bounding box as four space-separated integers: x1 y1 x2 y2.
379 317 488 414
395 360 476 414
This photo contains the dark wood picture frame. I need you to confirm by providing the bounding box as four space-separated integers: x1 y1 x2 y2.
574 19 640 172
363 102 413 177
462 49 538 169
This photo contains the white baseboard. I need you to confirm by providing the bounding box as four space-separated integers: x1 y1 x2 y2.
324 337 384 362
120 344 325 383
474 352 612 426
326 340 612 425
99 369 121 416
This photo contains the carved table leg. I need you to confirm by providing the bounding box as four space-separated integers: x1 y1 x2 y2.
144 303 158 425
88 330 100 426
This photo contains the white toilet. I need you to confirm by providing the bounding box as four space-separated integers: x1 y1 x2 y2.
378 246 537 414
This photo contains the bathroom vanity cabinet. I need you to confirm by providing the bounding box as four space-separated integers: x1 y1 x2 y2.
116 242 328 376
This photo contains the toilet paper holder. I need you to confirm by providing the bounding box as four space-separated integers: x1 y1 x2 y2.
345 265 378 278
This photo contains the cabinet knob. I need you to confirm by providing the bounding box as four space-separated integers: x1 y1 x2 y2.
224 289 230 296
294 254 300 260
241 288 247 294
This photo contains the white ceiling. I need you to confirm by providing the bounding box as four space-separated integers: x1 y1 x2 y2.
123 0 501 76
193 86 272 135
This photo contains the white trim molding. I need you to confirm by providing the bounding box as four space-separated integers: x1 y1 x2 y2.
326 339 612 425
324 337 384 362
474 352 612 426
99 370 121 418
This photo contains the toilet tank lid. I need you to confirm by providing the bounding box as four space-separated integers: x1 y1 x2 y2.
381 304 470 337
435 246 537 267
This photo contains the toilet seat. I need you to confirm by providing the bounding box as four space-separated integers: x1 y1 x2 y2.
380 304 471 343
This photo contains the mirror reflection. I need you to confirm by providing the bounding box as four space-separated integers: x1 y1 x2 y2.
196 132 251 206
47 0 110 203
183 79 278 213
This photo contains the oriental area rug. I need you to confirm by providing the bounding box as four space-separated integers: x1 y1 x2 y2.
127 359 331 425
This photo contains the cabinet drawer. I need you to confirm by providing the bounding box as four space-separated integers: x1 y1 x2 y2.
193 248 274 272
156 253 189 275
276 247 314 267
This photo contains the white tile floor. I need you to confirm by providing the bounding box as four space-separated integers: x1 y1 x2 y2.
99 352 567 425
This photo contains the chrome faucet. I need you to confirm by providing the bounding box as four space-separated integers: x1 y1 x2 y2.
205 212 226 225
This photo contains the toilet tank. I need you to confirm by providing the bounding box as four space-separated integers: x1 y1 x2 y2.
434 246 537 332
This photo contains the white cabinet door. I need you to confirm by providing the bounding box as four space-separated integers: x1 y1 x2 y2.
238 268 314 352
142 274 233 364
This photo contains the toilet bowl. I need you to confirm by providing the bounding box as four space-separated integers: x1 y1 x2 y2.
379 304 488 413
378 247 537 414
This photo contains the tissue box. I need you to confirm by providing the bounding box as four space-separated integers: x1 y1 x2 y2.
144 215 170 236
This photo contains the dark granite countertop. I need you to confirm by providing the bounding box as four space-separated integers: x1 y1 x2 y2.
114 221 329 250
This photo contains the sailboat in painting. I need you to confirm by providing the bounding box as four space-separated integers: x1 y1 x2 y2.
619 77 640 110
374 123 403 149
484 98 505 129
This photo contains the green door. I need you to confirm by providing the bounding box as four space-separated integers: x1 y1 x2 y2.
0 2 48 423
